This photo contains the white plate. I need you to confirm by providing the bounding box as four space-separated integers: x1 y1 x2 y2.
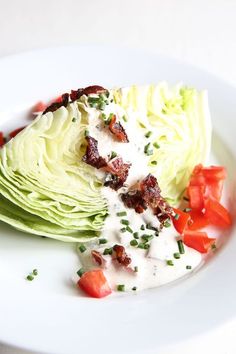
0 45 235 354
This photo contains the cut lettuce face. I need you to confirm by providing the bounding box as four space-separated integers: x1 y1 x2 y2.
0 82 211 241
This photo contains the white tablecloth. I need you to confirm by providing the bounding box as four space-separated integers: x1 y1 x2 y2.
0 0 235 353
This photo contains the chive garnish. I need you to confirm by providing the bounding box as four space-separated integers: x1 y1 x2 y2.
130 239 138 247
153 142 160 149
166 260 174 266
133 232 139 239
146 224 158 231
134 266 138 272
32 269 38 276
126 226 133 233
151 160 157 165
117 284 125 292
72 117 77 122
116 211 127 217
140 224 145 230
121 219 129 226
145 131 152 138
174 213 180 220
144 243 150 250
84 129 89 137
141 234 153 242
101 113 107 121
122 115 127 122
26 274 34 281
120 227 127 233
183 208 192 213
132 286 137 291
186 265 192 270
98 102 106 111
99 238 108 245
79 244 87 253
103 248 113 255
144 143 153 156
138 243 145 249
77 268 85 277
177 240 185 254
110 151 117 159
173 252 180 259
164 221 171 228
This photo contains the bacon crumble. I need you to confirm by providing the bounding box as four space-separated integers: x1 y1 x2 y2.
43 93 69 114
109 115 129 143
91 250 105 266
104 157 131 190
70 86 108 102
82 136 107 169
112 244 131 267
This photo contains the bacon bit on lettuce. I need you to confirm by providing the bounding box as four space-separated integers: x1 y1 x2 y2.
32 101 47 113
43 93 70 114
82 136 107 169
104 157 131 190
70 86 108 102
121 174 174 227
109 115 129 143
0 132 5 147
113 244 131 267
9 126 26 139
91 250 106 267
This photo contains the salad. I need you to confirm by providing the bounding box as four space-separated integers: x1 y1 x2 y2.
0 83 231 298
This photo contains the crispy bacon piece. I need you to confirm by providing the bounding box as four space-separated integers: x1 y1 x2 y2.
70 86 108 102
104 157 131 190
9 126 26 139
82 136 107 169
43 93 69 114
109 115 129 143
113 244 131 267
121 174 174 227
91 250 105 266
121 190 147 213
0 132 4 147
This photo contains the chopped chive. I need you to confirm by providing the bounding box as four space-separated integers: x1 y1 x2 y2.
173 252 180 259
151 160 157 165
120 227 127 233
166 260 174 266
155 231 159 237
132 286 137 291
72 117 77 122
146 224 158 231
183 196 190 201
144 143 153 155
122 115 127 122
130 239 138 247
103 247 113 255
141 234 154 242
32 269 38 276
145 131 152 138
79 244 86 253
121 219 129 226
117 284 125 292
101 113 107 121
84 129 89 137
186 265 192 270
177 240 185 254
99 238 108 245
153 142 160 149
116 211 127 217
140 224 145 230
138 243 145 249
183 208 192 213
126 226 133 233
146 149 153 156
174 213 180 220
77 268 85 277
144 243 150 250
98 102 106 111
110 151 117 159
134 266 138 272
133 232 139 239
164 221 171 228
26 274 34 281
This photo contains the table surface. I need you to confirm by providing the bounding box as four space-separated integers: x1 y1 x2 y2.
0 0 235 353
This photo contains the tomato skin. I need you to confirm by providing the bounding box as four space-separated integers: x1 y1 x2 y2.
187 185 205 210
172 208 190 234
204 198 232 228
183 230 216 253
188 210 209 230
78 269 112 298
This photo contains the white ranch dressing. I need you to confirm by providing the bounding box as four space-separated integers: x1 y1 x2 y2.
79 95 202 292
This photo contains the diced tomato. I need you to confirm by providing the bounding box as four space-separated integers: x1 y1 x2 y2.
32 101 47 112
188 210 209 230
205 180 223 201
78 269 112 298
201 166 226 181
183 230 216 253
189 173 205 186
0 132 4 147
204 198 232 228
172 207 191 234
187 185 205 210
9 126 26 139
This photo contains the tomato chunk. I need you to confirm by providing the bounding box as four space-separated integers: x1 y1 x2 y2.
33 101 47 112
172 208 191 234
201 166 226 181
188 210 209 230
187 185 205 210
78 269 112 298
183 230 216 253
204 198 232 228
